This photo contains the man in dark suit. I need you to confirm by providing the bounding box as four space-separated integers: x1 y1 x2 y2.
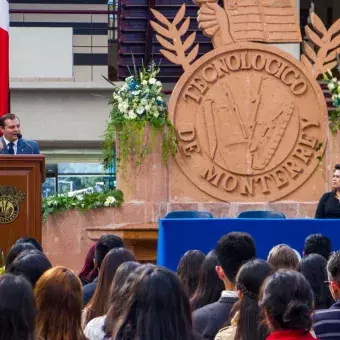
192 232 256 340
0 113 40 154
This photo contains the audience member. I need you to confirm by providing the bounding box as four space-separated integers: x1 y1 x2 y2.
299 254 333 310
6 249 52 287
79 243 98 286
110 264 198 340
177 250 205 298
85 261 140 340
83 248 136 327
192 232 256 340
260 270 315 340
191 250 224 311
35 266 86 340
5 242 36 269
215 259 273 340
313 251 340 339
15 236 43 252
83 234 124 305
304 234 332 260
267 244 299 271
0 274 36 340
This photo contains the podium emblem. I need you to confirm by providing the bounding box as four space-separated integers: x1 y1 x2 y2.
0 186 25 224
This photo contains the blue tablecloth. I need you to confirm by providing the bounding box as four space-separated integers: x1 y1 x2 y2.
157 218 340 272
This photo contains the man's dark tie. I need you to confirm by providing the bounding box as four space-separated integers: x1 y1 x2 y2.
8 142 14 155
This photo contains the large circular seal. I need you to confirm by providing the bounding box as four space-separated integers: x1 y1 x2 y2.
169 43 327 201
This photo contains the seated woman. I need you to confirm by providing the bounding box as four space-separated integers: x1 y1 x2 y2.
260 270 317 340
177 250 205 298
315 164 340 219
190 250 224 311
110 264 199 340
299 254 334 310
215 259 273 340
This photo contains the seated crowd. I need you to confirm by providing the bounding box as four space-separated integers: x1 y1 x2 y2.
0 233 339 340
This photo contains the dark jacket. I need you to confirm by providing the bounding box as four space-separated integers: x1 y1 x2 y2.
192 295 238 340
0 137 40 154
313 300 340 340
83 277 98 306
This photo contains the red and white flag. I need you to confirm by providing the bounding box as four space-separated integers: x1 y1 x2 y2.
0 0 9 116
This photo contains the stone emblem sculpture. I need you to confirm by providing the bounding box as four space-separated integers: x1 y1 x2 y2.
151 1 340 201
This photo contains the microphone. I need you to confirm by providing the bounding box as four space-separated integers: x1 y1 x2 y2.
17 134 34 154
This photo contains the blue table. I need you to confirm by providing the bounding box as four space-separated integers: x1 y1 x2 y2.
157 218 340 272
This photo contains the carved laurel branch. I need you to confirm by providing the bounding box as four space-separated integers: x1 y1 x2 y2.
150 4 199 71
302 13 340 78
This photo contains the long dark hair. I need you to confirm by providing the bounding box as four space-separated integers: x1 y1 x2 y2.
299 254 334 310
104 261 141 337
112 264 197 340
84 248 135 325
260 270 314 333
232 260 273 340
0 274 36 340
79 242 98 284
190 250 224 311
177 250 205 297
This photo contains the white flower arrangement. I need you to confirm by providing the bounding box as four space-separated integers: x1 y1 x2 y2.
324 67 340 134
102 62 177 174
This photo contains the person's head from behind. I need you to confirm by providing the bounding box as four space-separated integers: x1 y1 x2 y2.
85 248 136 324
112 264 195 340
190 250 224 311
215 232 256 289
6 250 52 287
260 271 314 333
304 234 332 260
105 261 140 336
233 260 273 340
79 242 98 284
177 249 205 297
0 113 21 142
299 254 334 309
267 244 299 271
5 242 36 269
326 251 340 301
0 274 36 340
15 237 43 252
94 234 124 269
34 266 86 340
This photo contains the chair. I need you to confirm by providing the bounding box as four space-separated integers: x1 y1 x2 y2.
165 211 213 219
237 210 286 219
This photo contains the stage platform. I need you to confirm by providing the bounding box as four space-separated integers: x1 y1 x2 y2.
157 218 339 271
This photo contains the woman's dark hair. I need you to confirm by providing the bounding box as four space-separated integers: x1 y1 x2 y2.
260 270 314 332
111 264 197 340
6 250 52 287
15 237 43 252
79 243 98 285
84 248 135 325
190 250 224 311
231 260 273 340
35 266 86 340
177 250 205 297
299 254 334 310
0 274 36 340
104 261 141 336
5 242 36 269
267 244 299 271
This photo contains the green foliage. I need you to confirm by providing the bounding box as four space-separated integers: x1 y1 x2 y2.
101 62 177 175
42 189 124 222
323 66 340 135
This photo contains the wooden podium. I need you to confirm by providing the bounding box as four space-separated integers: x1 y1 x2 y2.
0 155 45 256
